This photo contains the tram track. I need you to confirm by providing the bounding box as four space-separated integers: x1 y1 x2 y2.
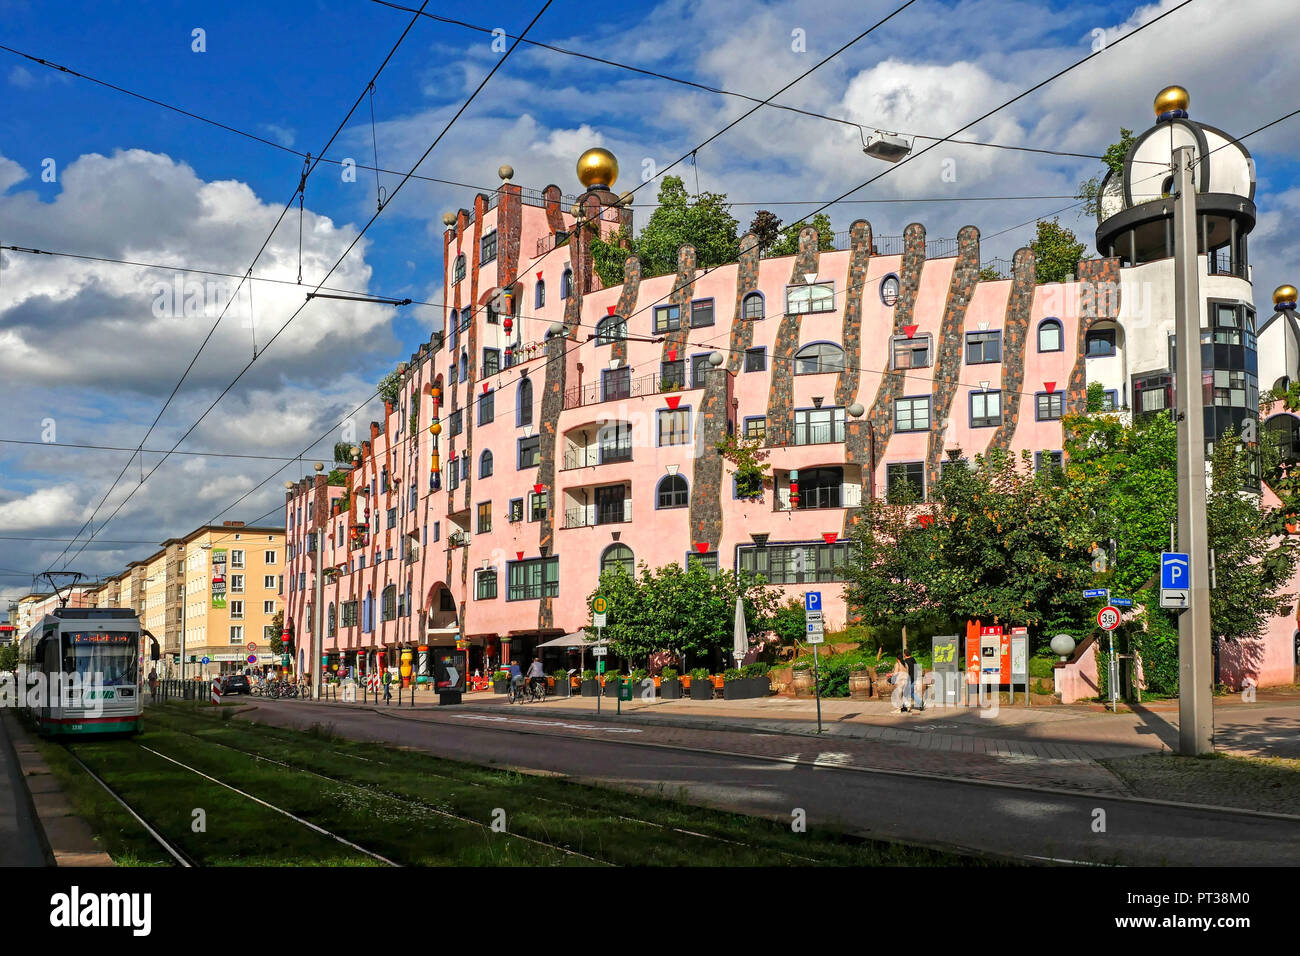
139 718 609 866
186 704 820 863
61 744 197 868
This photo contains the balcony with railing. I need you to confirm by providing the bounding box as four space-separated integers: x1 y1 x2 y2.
560 483 632 529
773 466 864 511
564 371 679 410
562 443 633 470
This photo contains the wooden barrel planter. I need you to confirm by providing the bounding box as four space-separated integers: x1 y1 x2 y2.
849 670 872 700
791 669 814 697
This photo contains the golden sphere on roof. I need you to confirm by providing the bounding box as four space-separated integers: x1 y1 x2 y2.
576 147 618 189
498 164 514 182
1153 85 1190 117
441 212 456 227
1274 285 1298 307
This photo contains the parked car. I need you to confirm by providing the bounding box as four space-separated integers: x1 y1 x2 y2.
222 674 251 695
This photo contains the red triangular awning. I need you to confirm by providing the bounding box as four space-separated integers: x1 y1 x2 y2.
695 542 709 554
1044 381 1056 393
665 395 681 410
904 324 918 339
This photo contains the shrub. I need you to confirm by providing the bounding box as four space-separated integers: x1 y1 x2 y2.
1028 657 1055 680
742 661 769 677
689 667 711 681
792 660 811 671
551 669 568 681
491 670 509 681
661 667 679 680
723 668 743 681
631 668 649 683
582 669 597 681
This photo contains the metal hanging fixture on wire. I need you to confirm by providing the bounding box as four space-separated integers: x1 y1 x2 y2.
368 83 387 212
297 153 311 284
861 128 913 162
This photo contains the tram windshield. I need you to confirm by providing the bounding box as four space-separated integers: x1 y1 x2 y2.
61 631 139 687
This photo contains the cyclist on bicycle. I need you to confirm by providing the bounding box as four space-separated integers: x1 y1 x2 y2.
526 658 546 698
507 661 524 699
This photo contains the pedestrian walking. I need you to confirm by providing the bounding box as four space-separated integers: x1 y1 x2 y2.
148 667 158 700
901 648 922 712
382 668 392 705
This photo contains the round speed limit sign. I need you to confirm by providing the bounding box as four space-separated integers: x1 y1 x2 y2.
1097 605 1121 631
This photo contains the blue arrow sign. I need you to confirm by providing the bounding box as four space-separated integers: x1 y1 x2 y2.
1161 552 1189 589
805 591 821 612
1111 597 1133 607
1083 588 1109 598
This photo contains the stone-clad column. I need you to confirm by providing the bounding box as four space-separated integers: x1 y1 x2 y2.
765 227 823 447
660 245 698 365
725 234 761 374
1066 258 1122 415
689 365 728 552
925 225 982 489
537 241 584 631
839 220 874 538
865 223 928 474
612 255 641 368
987 248 1037 455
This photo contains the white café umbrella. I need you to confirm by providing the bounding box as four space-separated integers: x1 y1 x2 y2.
732 596 747 667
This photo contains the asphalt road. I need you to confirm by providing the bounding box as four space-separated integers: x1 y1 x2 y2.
0 715 48 867
246 700 1300 866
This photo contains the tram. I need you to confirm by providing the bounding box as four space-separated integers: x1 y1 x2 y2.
16 607 158 736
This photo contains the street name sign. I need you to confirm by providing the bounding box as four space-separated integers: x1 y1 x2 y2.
1083 588 1109 599
1111 597 1133 607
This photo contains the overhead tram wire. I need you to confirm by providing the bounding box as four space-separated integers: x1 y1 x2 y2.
48 1 436 571
56 0 556 571
369 0 1149 167
774 0 1200 232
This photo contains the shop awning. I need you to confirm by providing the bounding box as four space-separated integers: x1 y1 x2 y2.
534 631 596 649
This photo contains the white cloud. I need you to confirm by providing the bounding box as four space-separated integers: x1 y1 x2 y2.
0 486 79 531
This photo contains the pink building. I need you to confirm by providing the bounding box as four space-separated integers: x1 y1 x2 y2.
284 95 1299 691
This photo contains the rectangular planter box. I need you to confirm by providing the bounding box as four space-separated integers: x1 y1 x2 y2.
493 679 509 695
603 679 622 698
689 679 714 701
749 676 771 698
551 680 570 698
580 679 600 697
723 679 747 700
660 679 682 699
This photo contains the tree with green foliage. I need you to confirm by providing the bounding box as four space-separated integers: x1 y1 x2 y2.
377 369 402 407
766 212 836 257
746 210 784 253
1077 127 1137 218
1029 217 1086 284
587 558 777 672
977 265 1005 281
333 441 356 463
0 644 17 673
845 488 940 652
591 176 739 286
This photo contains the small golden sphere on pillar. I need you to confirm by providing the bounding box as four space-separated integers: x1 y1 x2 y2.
1274 285 1298 309
576 147 619 189
1153 85 1190 117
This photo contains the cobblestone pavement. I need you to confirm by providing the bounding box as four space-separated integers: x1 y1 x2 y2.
1100 752 1300 816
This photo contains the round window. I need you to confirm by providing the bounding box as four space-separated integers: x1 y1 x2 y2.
880 275 900 307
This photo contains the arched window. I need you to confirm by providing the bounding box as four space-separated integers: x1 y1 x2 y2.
1265 415 1300 463
535 280 545 309
786 282 835 315
600 543 635 577
479 449 493 479
596 314 626 345
453 254 466 283
517 376 533 427
656 474 688 508
327 603 336 637
794 341 846 375
880 274 901 306
561 268 573 299
1038 318 1063 352
381 584 397 622
742 292 765 320
459 351 468 381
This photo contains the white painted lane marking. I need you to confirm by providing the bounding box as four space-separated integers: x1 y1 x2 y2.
450 713 644 734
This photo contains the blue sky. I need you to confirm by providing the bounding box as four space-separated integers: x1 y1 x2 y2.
2 0 1298 600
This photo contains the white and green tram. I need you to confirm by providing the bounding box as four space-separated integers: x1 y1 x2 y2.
17 607 158 736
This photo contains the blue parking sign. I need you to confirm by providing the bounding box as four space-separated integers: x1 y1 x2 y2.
805 591 821 612
1161 552 1189 589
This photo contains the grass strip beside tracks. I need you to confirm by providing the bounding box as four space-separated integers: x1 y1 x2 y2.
39 702 978 866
